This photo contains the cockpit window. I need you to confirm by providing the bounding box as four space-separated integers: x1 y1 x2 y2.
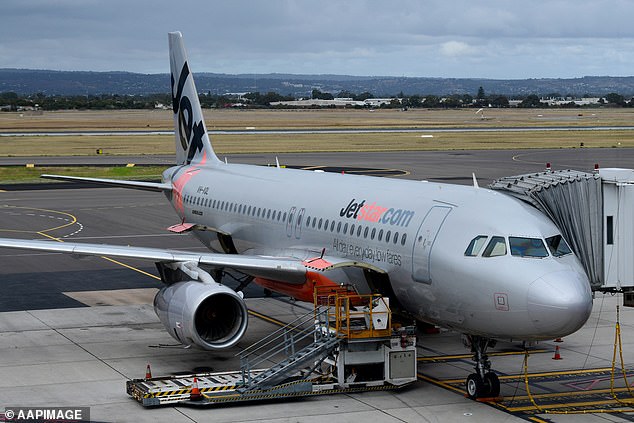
482 236 507 257
465 235 488 256
509 237 549 258
545 235 573 257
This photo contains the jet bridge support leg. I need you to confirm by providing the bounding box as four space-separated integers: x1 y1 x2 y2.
463 335 500 399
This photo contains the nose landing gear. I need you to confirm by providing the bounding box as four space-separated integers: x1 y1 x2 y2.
463 335 500 399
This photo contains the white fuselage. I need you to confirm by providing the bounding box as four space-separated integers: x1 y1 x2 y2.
166 162 593 342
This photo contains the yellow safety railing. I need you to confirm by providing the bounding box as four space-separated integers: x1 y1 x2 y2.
314 286 392 339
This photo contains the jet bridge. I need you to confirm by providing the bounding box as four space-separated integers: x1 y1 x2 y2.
490 167 634 303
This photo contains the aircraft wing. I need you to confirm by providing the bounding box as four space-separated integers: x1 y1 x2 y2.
41 174 172 192
0 238 306 284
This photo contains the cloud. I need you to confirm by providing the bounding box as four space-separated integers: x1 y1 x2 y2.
2 1 634 78
440 41 475 57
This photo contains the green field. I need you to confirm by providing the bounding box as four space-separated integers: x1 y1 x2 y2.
0 165 168 184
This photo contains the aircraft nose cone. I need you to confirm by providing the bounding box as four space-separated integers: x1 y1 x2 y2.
528 270 593 338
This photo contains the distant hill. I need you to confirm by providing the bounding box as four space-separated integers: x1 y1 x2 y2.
2 68 634 97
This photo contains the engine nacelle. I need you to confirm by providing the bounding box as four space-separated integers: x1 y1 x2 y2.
153 280 248 350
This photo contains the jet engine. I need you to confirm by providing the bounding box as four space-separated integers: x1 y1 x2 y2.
153 280 248 350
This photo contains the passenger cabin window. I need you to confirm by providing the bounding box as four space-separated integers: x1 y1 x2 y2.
509 237 548 258
465 235 488 256
482 236 507 257
546 235 573 257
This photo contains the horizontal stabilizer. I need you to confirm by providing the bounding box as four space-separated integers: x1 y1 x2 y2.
167 222 196 233
41 174 172 192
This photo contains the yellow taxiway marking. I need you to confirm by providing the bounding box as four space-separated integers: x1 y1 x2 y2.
422 364 634 416
416 373 465 395
247 309 292 327
37 229 161 282
1 205 162 285
505 398 630 413
100 256 161 280
0 205 77 233
418 349 548 362
417 372 627 416
441 367 614 384
510 386 634 401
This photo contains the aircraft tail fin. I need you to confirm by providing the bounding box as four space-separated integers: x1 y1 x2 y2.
168 31 221 166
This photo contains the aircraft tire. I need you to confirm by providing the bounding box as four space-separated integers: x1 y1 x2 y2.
483 372 500 397
466 374 484 399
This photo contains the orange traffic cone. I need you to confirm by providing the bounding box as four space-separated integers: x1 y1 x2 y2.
552 345 562 360
190 377 202 400
145 363 152 379
554 338 563 343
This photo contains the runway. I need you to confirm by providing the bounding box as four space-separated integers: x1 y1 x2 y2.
3 124 634 137
1 149 634 422
2 147 634 185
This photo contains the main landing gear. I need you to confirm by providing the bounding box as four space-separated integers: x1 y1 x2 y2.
463 335 500 399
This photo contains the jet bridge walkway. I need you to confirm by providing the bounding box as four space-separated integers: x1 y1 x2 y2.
126 288 417 407
490 167 634 298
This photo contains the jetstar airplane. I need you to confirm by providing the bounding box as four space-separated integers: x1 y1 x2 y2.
0 32 593 399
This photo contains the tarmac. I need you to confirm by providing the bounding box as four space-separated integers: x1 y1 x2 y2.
1 149 634 422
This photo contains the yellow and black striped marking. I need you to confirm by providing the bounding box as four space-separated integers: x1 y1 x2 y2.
418 366 634 420
148 384 237 398
194 382 407 406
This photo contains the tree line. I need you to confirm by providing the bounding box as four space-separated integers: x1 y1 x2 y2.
1 87 632 111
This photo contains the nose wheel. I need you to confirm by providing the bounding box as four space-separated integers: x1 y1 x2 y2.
463 335 500 399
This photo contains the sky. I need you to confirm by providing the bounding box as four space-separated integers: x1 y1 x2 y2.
2 0 634 79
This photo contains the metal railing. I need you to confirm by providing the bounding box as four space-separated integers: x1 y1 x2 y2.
238 306 332 387
314 287 392 339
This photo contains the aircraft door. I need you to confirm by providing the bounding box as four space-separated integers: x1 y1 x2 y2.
412 206 452 284
286 206 296 237
295 208 305 239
